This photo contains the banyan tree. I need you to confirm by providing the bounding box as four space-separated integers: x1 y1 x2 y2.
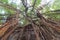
0 0 60 40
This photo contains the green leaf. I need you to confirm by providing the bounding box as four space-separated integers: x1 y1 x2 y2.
0 0 8 3
32 0 41 7
51 0 60 10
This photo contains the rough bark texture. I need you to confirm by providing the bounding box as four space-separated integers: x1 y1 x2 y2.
0 11 60 40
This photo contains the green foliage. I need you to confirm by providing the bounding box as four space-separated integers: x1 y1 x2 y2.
0 0 8 3
42 0 60 20
35 0 41 7
0 0 60 25
32 0 41 7
51 0 60 10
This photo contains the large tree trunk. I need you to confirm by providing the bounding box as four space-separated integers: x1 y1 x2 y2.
0 10 60 40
